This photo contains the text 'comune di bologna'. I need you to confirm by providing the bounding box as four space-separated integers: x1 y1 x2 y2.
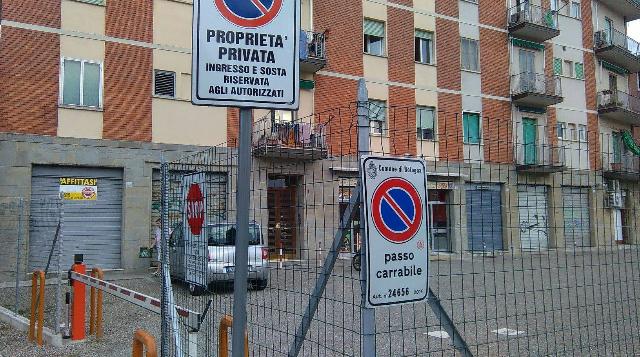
206 30 289 98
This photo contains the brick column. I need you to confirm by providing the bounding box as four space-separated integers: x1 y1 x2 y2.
581 0 600 170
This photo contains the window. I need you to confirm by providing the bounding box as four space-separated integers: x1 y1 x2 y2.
154 70 176 98
271 110 293 122
364 19 385 56
567 123 577 141
564 60 574 77
557 122 567 139
570 2 581 19
637 73 640 92
550 0 559 11
415 30 434 64
574 62 584 79
416 106 436 140
462 112 481 144
578 124 587 142
553 58 563 75
461 38 480 72
61 58 102 108
368 99 386 134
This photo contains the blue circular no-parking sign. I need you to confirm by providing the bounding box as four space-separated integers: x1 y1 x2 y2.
371 178 423 244
215 0 282 28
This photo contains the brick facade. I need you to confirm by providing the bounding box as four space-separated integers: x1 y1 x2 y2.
103 43 153 141
106 0 154 43
437 94 463 161
480 29 509 98
483 99 512 164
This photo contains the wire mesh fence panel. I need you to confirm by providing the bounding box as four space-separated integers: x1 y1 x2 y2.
160 96 640 356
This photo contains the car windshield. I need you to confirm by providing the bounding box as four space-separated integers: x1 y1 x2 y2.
207 224 261 246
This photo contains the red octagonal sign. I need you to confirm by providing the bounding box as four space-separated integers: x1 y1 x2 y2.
186 183 205 235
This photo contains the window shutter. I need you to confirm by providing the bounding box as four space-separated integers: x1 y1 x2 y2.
553 58 563 75
415 30 432 40
154 70 176 97
364 20 384 37
575 63 584 79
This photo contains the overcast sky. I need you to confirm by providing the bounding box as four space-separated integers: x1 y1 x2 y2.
630 20 640 42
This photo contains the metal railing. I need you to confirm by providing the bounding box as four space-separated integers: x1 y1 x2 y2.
602 152 640 174
598 90 640 113
507 3 558 29
594 28 640 57
514 142 566 167
300 30 326 61
511 72 562 97
252 116 328 154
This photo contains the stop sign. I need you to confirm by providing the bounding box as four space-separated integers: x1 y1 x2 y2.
186 183 205 235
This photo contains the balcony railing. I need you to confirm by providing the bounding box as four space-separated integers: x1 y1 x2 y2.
602 152 640 180
507 4 559 42
253 117 328 160
599 90 640 112
514 143 567 173
300 31 326 72
511 72 563 107
594 29 640 73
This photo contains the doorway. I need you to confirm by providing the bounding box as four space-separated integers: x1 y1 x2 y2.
523 118 538 165
267 175 300 259
429 189 451 252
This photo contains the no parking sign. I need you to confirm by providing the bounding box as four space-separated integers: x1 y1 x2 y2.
192 0 300 109
361 156 430 307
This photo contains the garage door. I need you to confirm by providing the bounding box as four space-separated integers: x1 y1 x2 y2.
518 185 549 250
562 187 591 247
466 184 503 251
29 166 123 269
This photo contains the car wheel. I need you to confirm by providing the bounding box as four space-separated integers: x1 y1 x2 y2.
253 279 268 291
189 283 206 296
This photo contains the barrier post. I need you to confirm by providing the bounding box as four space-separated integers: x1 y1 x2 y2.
89 267 104 338
70 254 86 341
28 270 45 346
132 329 158 357
218 315 248 357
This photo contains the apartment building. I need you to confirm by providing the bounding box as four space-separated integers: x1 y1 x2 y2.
0 0 639 276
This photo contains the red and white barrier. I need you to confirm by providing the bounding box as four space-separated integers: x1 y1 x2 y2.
69 271 201 330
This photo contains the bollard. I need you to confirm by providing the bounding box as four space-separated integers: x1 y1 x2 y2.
132 329 157 357
89 267 104 338
28 271 45 346
70 254 86 341
218 315 248 357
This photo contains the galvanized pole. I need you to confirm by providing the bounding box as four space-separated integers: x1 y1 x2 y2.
357 78 376 357
232 108 252 357
160 158 170 357
55 200 64 334
14 197 23 315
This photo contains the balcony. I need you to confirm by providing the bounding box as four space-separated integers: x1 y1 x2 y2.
507 4 559 43
598 90 640 125
511 73 563 107
594 29 640 73
253 117 328 160
602 152 640 182
597 0 640 21
300 31 326 73
515 143 567 173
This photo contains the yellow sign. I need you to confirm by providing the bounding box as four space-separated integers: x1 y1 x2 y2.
59 177 98 200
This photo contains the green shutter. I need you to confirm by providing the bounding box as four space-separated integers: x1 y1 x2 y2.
575 63 584 79
553 58 563 75
602 61 629 76
463 113 480 144
512 38 545 51
415 30 432 40
63 60 81 105
74 0 106 5
364 19 385 37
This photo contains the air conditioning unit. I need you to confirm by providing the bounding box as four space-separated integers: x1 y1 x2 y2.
608 192 623 208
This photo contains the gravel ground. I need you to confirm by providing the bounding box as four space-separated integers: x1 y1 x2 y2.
1 246 640 356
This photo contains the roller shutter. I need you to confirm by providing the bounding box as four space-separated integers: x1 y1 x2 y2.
466 184 504 251
562 187 591 247
518 185 549 250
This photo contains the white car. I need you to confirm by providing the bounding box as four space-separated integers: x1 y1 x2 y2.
169 222 269 295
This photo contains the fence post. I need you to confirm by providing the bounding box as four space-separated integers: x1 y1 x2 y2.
218 315 248 357
89 268 104 338
132 329 158 357
55 199 64 335
28 270 45 346
356 79 376 357
232 108 252 357
14 197 24 315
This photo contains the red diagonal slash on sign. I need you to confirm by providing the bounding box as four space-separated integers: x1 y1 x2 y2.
382 191 413 228
250 0 269 14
